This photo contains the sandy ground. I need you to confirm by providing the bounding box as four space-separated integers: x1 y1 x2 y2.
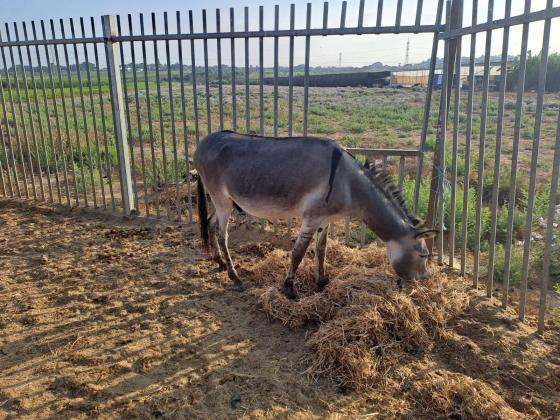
0 199 559 419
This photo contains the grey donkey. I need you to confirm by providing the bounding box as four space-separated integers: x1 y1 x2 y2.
194 131 437 299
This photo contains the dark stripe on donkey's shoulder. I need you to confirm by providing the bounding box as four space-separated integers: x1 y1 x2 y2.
325 147 343 203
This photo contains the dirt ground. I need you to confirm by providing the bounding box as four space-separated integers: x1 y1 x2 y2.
0 199 559 419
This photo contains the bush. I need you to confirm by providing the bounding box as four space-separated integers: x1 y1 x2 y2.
492 243 525 286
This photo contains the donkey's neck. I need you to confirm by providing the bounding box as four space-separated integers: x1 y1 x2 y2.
351 173 412 242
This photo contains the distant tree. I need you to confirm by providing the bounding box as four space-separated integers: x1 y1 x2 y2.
508 52 560 92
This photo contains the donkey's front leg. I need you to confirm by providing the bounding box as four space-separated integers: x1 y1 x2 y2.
284 219 320 300
315 225 329 290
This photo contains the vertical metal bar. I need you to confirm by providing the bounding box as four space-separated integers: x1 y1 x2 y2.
382 156 388 172
398 156 405 191
270 3 285 235
177 11 193 223
59 19 88 206
0 101 14 197
502 3 531 309
202 10 212 135
259 5 264 137
519 1 552 321
0 79 15 198
229 8 239 229
259 5 266 232
415 0 424 28
244 7 250 134
302 3 311 136
413 0 444 212
396 0 404 28
358 0 365 29
288 4 295 137
376 0 384 28
50 19 79 205
23 22 52 203
286 4 295 235
70 18 97 208
243 7 252 228
538 108 560 333
0 133 6 196
151 13 171 220
472 0 494 287
426 0 456 261
448 55 460 267
323 2 329 30
188 11 200 145
81 18 106 210
341 1 347 28
116 16 137 211
230 8 237 132
216 9 224 132
460 0 478 276
14 23 44 201
2 26 32 199
103 15 135 216
486 0 512 296
91 17 116 211
273 5 279 137
41 20 70 205
128 15 149 216
164 12 181 221
448 1 463 269
56 19 88 207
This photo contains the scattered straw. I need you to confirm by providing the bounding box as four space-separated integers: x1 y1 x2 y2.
411 370 523 419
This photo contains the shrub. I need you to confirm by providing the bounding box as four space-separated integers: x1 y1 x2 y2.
492 243 524 286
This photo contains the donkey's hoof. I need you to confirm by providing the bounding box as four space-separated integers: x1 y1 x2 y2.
283 287 298 300
317 278 329 291
232 281 244 292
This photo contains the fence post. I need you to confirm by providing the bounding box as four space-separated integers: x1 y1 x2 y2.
425 0 459 258
102 15 135 216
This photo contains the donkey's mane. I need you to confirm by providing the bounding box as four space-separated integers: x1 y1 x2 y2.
347 151 421 227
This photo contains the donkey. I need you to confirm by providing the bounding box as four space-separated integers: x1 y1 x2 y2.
194 131 437 299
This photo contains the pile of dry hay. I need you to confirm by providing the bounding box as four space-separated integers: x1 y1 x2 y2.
249 241 522 418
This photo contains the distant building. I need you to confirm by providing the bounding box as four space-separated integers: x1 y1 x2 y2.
392 64 506 89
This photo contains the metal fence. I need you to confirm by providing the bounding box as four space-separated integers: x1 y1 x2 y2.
0 0 559 332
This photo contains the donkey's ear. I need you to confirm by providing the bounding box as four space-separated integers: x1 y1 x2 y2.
410 215 424 228
414 229 438 240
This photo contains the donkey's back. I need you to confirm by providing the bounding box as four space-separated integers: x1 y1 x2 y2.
193 131 354 219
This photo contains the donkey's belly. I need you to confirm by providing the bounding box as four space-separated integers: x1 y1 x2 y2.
229 187 325 219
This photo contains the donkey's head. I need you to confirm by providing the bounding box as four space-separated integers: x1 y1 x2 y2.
359 160 438 285
386 221 438 285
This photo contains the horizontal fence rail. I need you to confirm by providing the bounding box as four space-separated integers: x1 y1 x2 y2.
0 0 559 332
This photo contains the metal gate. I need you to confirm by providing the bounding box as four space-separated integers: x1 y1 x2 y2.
1 0 559 331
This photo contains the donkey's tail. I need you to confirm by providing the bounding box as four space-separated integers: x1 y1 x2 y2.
197 178 210 253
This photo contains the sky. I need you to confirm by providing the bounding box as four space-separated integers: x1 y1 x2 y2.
1 0 559 68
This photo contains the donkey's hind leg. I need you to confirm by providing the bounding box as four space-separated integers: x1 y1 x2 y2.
215 204 243 291
315 225 329 290
208 212 227 271
284 218 321 300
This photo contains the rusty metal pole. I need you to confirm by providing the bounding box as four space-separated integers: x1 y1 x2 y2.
425 0 460 259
